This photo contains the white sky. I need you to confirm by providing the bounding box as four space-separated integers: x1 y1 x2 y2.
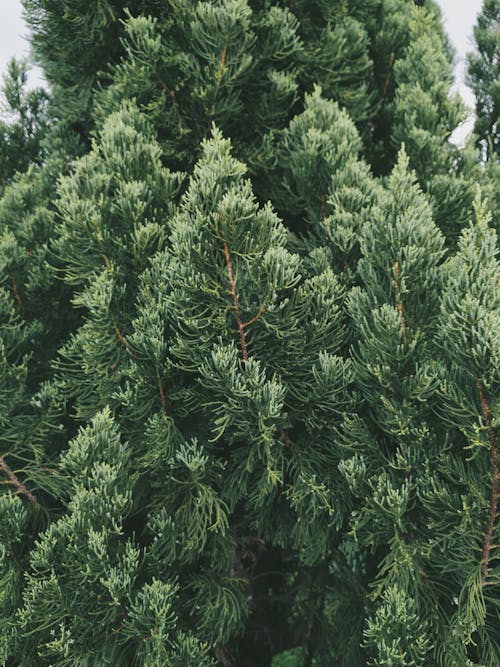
0 0 44 85
0 0 484 143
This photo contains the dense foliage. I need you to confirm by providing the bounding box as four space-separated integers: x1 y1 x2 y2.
0 1 498 665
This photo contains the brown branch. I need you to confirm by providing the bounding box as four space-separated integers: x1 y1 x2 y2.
158 373 167 415
393 262 407 347
209 46 227 130
321 193 330 241
113 322 133 353
242 304 265 329
0 457 37 504
112 322 143 361
11 278 22 306
477 380 499 585
221 226 248 361
396 302 407 345
103 256 138 356
215 47 227 98
382 52 395 99
279 430 293 449
214 644 233 667
161 80 175 99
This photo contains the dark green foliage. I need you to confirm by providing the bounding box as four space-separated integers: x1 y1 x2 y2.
22 0 153 134
337 153 446 663
277 0 380 121
95 0 303 173
1 1 500 666
264 86 380 278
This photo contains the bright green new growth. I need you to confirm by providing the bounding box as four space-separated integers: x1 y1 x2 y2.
1 1 499 665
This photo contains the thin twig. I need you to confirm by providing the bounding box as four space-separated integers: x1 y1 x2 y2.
0 457 37 504
393 262 407 347
321 193 329 241
214 47 227 102
113 322 135 354
221 225 248 361
11 278 22 306
209 46 227 129
157 371 167 415
321 193 327 220
477 380 499 585
103 256 139 356
382 52 395 98
242 304 265 329
161 80 175 98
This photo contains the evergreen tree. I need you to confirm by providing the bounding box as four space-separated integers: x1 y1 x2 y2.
56 124 352 663
339 152 446 664
389 5 477 237
467 0 500 235
433 199 499 665
22 0 463 186
467 0 500 160
95 0 303 174
1 1 499 666
22 0 146 135
335 158 500 664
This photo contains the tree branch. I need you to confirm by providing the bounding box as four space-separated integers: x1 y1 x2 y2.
383 52 395 98
0 457 37 504
221 226 249 361
242 304 265 329
209 46 227 129
214 644 233 667
393 262 407 347
214 46 227 102
11 278 23 306
113 321 133 352
477 380 499 585
157 370 167 415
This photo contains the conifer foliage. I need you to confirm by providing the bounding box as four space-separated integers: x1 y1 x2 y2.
467 0 500 160
1 1 499 665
